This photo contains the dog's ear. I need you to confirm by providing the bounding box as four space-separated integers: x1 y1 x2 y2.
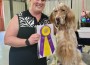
49 12 55 23
49 12 57 35
66 10 77 31
66 10 75 22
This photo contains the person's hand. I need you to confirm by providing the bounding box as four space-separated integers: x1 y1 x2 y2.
28 33 40 45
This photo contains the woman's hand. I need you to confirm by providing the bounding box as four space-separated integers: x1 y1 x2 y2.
28 33 40 45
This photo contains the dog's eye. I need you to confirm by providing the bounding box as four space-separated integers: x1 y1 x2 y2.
54 10 57 12
61 9 65 11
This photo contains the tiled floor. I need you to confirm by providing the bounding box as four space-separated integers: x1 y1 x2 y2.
0 31 9 65
0 45 10 65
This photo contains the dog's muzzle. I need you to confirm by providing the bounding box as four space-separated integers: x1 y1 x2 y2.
56 18 60 25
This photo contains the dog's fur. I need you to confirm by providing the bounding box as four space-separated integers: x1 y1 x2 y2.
49 3 87 65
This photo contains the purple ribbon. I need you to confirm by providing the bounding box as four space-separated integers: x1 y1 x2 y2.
40 26 55 56
40 36 44 56
47 34 55 53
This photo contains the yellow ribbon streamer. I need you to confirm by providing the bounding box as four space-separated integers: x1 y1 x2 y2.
41 26 51 57
44 37 51 56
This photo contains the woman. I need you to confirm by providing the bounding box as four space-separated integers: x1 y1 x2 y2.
4 0 49 65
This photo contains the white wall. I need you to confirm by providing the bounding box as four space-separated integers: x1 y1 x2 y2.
3 1 25 30
3 1 10 29
13 1 25 16
43 0 71 16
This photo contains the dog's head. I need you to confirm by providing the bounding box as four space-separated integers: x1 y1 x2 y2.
49 3 76 31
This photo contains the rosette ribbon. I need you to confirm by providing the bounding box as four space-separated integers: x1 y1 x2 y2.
40 25 55 57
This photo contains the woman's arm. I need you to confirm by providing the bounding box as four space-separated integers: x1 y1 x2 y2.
4 15 40 47
4 15 27 47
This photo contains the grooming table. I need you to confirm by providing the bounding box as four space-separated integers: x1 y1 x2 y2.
77 27 90 45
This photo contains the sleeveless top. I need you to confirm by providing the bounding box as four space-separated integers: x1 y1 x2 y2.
9 10 49 65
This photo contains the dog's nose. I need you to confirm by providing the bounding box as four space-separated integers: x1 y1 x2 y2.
56 18 60 24
56 18 60 21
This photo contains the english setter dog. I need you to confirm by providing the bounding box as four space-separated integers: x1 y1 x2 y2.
49 3 87 65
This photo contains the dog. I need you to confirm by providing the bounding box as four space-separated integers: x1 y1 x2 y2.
49 3 87 65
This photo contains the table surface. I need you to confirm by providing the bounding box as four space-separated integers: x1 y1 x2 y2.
77 27 90 45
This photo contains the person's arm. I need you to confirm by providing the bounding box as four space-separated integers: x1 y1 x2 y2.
4 15 27 47
4 15 40 47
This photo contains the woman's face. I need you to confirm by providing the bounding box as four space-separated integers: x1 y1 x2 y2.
30 0 46 13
